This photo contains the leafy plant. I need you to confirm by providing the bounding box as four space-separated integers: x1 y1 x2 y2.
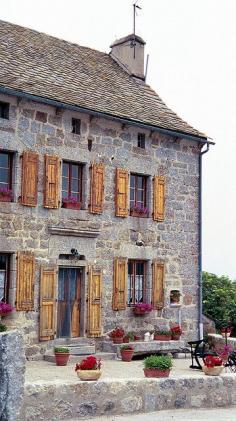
62 195 80 204
54 347 70 353
0 187 12 197
143 355 173 370
154 330 171 335
130 204 148 215
134 303 153 312
126 332 135 340
75 356 101 371
109 327 124 338
120 345 134 351
0 323 7 332
171 325 182 335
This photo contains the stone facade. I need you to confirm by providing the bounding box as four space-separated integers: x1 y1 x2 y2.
0 91 200 356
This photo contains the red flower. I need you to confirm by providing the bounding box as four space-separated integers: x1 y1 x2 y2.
75 356 101 371
108 327 124 338
171 325 182 335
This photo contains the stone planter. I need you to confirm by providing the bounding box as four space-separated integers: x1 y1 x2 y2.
120 349 134 362
0 195 12 202
62 202 81 210
143 368 170 378
154 334 172 341
202 366 224 376
54 352 70 366
76 369 101 381
112 337 123 344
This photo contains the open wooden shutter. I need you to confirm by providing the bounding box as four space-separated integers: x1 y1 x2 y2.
112 258 127 310
16 252 35 311
115 168 129 217
90 163 104 214
152 260 165 310
21 151 39 206
44 155 60 208
39 267 57 341
87 267 102 337
153 176 165 221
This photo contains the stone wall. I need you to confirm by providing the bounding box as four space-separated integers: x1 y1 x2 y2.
0 92 201 355
0 330 25 421
21 375 236 420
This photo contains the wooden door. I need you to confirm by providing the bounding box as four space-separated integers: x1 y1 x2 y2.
57 268 81 338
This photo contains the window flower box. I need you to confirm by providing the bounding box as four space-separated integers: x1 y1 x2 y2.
62 196 81 210
0 188 13 202
133 303 153 316
130 205 148 218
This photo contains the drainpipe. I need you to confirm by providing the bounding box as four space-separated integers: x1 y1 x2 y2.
198 142 210 339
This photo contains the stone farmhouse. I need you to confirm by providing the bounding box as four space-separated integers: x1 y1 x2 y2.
0 20 211 357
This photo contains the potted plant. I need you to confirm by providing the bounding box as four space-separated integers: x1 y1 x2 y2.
170 290 181 305
0 302 14 331
120 345 135 362
54 347 70 366
134 333 142 341
171 325 182 340
0 187 13 202
203 355 224 376
154 330 172 341
62 195 81 210
123 332 135 343
108 327 124 344
0 324 7 332
133 303 153 315
143 355 173 378
221 326 232 338
75 355 101 381
130 204 148 218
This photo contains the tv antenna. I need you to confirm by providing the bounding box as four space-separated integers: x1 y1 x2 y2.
132 1 142 59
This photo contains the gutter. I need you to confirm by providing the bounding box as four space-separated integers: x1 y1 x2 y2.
198 142 210 340
0 85 214 145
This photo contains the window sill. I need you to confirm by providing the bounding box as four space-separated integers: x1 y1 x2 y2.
0 197 13 203
130 211 148 218
62 203 82 210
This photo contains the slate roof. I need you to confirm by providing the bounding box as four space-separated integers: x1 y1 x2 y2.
0 20 206 139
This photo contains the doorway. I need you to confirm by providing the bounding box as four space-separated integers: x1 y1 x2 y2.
57 267 82 338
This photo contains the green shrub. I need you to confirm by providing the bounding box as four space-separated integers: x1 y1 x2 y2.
54 347 70 353
144 355 173 370
127 332 135 340
0 324 7 332
120 345 134 350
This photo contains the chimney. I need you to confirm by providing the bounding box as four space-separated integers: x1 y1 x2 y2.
110 34 146 80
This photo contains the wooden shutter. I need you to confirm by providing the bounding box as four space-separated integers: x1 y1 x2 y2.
90 163 104 214
21 151 39 206
44 155 60 208
115 168 129 217
112 258 127 310
39 267 57 341
153 176 165 221
152 260 165 310
16 252 35 311
87 267 102 337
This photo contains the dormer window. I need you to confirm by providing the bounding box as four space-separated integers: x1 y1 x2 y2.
137 133 145 149
0 102 9 120
72 118 81 135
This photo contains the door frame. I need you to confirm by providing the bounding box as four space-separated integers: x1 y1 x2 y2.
57 265 86 338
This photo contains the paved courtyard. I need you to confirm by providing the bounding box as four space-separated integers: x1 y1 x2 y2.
25 357 206 383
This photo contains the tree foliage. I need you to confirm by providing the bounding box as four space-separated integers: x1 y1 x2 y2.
202 271 236 333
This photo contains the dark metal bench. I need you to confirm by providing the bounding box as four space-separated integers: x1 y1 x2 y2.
188 339 216 369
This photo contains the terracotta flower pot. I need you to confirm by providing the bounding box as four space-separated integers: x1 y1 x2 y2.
112 337 123 344
171 334 181 340
76 369 101 381
120 349 134 362
203 366 224 376
154 334 172 341
54 352 70 366
143 368 170 378
62 202 81 210
123 337 130 343
134 335 141 341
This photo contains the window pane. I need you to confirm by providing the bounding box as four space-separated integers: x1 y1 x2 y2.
137 176 143 189
0 169 9 184
71 179 79 193
0 153 8 168
130 175 135 188
62 177 69 192
130 188 135 200
62 163 69 177
71 165 78 178
137 190 144 203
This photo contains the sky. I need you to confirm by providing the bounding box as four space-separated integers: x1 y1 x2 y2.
1 0 236 279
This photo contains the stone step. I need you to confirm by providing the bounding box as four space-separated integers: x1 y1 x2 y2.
44 352 117 364
51 337 95 346
67 345 96 355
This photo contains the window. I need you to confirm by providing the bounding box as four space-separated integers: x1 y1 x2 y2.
0 102 9 120
128 260 146 305
62 161 83 204
0 254 10 302
72 118 81 135
130 173 147 214
137 133 145 149
0 151 13 197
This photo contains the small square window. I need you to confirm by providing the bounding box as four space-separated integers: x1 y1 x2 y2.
72 118 81 135
137 133 145 149
0 102 9 120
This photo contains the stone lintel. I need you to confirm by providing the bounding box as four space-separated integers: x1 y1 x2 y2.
48 226 100 238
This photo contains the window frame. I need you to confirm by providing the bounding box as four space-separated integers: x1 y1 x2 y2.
0 102 9 120
137 133 145 149
71 118 81 135
0 254 10 303
0 151 13 194
61 160 83 205
127 259 147 306
130 173 147 215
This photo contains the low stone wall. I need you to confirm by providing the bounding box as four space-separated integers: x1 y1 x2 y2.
0 329 26 421
208 333 236 350
21 375 236 420
103 339 186 356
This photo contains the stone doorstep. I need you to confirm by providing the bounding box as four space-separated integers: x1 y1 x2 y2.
21 374 236 420
44 352 117 364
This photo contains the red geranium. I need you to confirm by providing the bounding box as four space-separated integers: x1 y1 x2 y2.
75 356 101 371
108 327 124 338
0 302 14 316
171 325 182 335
